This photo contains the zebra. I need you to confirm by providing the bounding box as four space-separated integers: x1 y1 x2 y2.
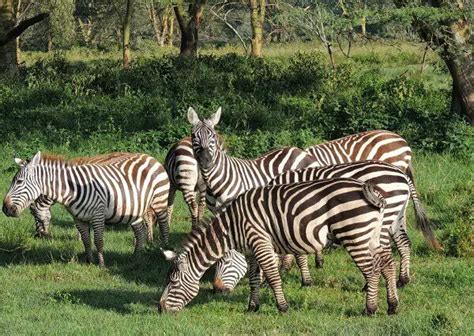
300 130 418 269
3 151 170 267
187 107 317 292
268 160 440 288
305 130 412 172
30 152 160 241
159 178 398 316
165 136 225 229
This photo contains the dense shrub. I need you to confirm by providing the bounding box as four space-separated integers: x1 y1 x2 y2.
0 52 470 155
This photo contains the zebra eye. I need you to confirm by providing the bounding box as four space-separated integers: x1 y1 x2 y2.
16 178 24 184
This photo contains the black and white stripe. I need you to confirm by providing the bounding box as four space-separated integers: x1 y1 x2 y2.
269 160 439 288
305 130 412 172
3 151 169 266
187 107 317 292
159 178 398 315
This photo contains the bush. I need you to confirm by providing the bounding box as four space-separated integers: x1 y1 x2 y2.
0 52 470 154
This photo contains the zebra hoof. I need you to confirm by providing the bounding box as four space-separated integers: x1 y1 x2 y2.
301 280 313 287
315 258 324 269
364 307 377 316
397 277 410 288
247 302 260 312
387 302 398 315
278 303 289 313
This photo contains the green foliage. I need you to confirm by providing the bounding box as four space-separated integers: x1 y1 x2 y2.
0 51 470 157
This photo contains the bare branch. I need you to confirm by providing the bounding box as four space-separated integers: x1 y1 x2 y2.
0 12 49 47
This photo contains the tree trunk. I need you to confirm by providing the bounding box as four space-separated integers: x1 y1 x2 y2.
445 53 474 123
393 0 473 124
166 10 174 46
123 0 133 69
360 15 366 36
174 1 205 57
249 0 265 57
0 0 17 75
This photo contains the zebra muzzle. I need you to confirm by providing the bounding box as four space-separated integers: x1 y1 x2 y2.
2 198 19 217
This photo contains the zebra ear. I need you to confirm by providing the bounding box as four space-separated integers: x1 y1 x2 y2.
14 158 26 167
29 151 42 169
187 107 200 126
209 107 221 127
161 249 177 261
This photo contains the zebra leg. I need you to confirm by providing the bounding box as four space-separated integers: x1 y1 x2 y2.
315 250 324 269
130 219 147 253
182 189 199 229
295 255 313 287
75 219 93 264
247 255 261 312
392 219 412 288
166 186 177 227
30 198 53 238
380 249 399 315
252 241 288 313
154 209 169 246
197 180 207 222
143 209 156 243
280 254 294 272
90 214 106 267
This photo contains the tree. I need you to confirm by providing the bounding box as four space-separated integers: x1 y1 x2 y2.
123 0 133 68
249 0 265 57
174 0 206 57
145 0 175 47
0 0 48 74
393 0 473 124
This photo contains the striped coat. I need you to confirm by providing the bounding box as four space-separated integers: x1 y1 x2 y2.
30 152 160 241
188 107 317 291
164 135 225 228
3 152 169 266
305 130 412 172
159 178 398 315
269 160 439 288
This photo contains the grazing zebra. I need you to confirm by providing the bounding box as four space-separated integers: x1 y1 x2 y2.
30 152 160 241
270 160 440 288
3 152 169 267
159 178 398 315
188 107 317 292
165 136 225 229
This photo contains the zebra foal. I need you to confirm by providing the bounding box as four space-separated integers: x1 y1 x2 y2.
159 178 398 315
3 152 169 266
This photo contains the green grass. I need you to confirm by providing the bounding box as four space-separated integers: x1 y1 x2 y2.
0 150 472 335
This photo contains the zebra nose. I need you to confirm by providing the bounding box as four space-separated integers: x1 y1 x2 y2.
3 197 12 216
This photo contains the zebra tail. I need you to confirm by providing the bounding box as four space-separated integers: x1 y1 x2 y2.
362 182 387 209
406 164 443 251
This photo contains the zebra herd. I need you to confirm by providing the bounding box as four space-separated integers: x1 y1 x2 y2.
2 107 440 316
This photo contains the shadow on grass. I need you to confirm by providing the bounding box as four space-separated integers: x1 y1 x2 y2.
63 286 249 315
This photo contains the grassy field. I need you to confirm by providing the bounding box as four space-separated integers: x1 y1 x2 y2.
0 150 472 335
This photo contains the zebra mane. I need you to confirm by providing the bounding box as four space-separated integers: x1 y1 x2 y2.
38 152 130 166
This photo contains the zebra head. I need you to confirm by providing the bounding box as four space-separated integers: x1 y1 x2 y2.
188 107 221 170
3 152 43 218
159 249 200 313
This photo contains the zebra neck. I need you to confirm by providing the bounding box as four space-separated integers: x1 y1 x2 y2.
186 216 235 277
37 164 77 206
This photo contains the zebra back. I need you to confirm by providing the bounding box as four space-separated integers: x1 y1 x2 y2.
305 130 412 171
